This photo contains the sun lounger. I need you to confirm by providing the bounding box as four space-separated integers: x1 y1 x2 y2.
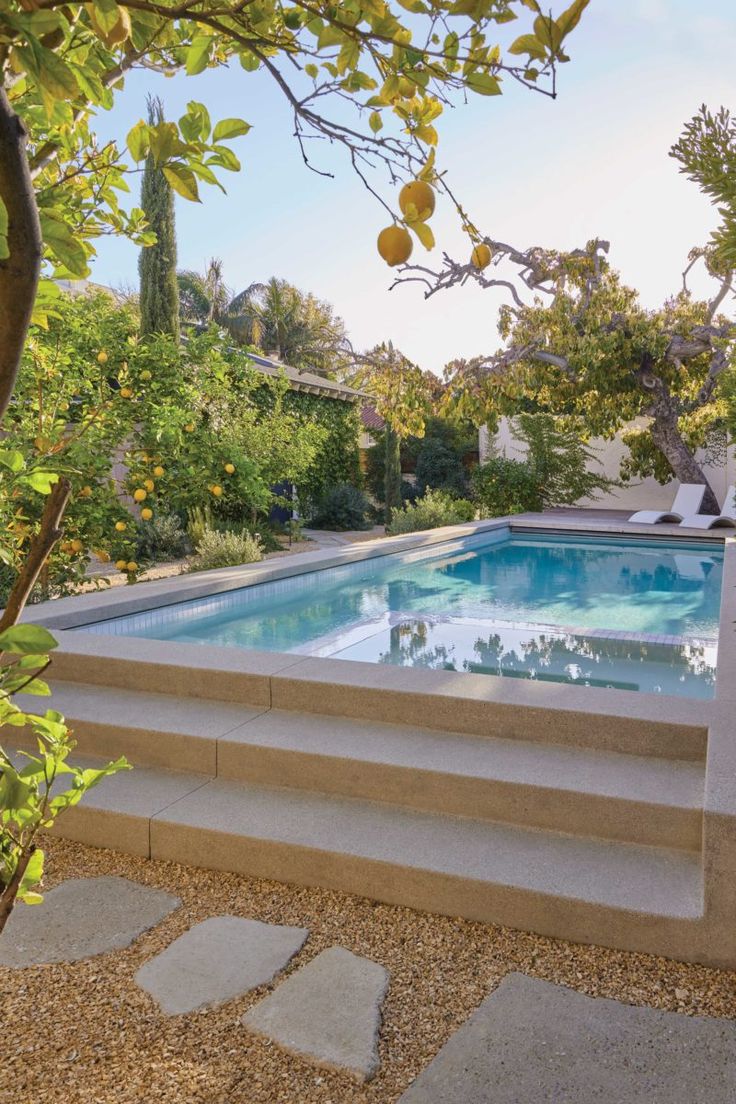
629 484 706 524
680 486 736 529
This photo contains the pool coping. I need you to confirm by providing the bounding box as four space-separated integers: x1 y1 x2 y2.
18 513 736 728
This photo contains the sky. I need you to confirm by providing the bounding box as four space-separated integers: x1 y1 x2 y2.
90 0 736 375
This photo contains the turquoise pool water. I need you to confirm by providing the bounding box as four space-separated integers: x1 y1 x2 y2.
84 530 724 698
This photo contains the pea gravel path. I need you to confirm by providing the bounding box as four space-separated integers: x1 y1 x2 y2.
2 835 736 1104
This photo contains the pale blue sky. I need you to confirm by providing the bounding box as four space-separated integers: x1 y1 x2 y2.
91 0 736 373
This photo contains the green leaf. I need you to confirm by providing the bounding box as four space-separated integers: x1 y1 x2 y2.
126 121 150 162
0 449 25 473
508 33 547 60
186 35 213 76
0 624 58 655
467 71 502 96
19 848 45 899
162 164 200 202
556 0 590 36
39 211 89 277
0 196 8 261
23 469 60 494
369 111 383 134
91 0 121 35
212 118 252 141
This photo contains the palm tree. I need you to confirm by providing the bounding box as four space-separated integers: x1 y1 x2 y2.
177 258 235 327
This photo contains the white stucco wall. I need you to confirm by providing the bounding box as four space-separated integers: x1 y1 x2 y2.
478 418 736 512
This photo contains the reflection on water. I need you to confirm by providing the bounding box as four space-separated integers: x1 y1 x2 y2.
354 618 716 698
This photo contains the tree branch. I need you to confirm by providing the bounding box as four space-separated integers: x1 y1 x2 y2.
0 477 71 632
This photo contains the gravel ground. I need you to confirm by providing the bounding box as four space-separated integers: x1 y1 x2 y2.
3 837 736 1104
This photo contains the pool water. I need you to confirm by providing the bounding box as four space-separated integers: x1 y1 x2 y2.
84 531 724 698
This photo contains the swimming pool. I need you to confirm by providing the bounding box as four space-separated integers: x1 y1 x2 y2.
83 530 724 699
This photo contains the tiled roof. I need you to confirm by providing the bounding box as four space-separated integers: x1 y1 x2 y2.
361 404 385 430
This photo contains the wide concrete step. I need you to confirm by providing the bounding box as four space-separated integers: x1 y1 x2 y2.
18 684 704 849
51 762 705 962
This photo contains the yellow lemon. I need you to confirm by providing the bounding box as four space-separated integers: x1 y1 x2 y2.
184 422 195 432
153 465 165 477
377 225 413 267
97 350 108 365
70 538 84 553
115 559 128 571
95 549 111 563
126 561 138 573
79 485 92 498
471 243 492 270
143 478 154 492
398 180 435 221
224 462 235 474
140 370 152 381
133 489 146 503
120 387 133 399
210 484 223 497
140 507 153 521
115 520 127 532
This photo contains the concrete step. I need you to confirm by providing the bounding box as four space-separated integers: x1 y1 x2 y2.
18 685 705 849
51 762 705 962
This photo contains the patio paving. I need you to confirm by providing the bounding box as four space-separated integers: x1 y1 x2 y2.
0 877 180 967
243 945 390 1081
398 972 736 1103
135 915 308 1014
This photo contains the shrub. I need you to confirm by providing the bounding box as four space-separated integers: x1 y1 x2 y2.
471 456 543 516
310 483 371 531
135 514 191 563
515 413 618 505
189 527 264 571
386 489 476 535
415 439 468 497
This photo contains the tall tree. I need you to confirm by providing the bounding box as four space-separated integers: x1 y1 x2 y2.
139 96 179 341
407 105 736 515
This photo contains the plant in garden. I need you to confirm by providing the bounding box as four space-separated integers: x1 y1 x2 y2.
471 455 542 516
386 488 475 534
310 483 371 531
189 526 263 571
139 96 179 341
135 514 191 564
404 105 736 515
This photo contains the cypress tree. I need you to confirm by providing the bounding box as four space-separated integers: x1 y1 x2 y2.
138 96 179 341
384 424 402 525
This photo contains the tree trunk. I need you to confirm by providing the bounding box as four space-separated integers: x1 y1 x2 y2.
650 410 720 515
384 425 402 525
0 86 43 421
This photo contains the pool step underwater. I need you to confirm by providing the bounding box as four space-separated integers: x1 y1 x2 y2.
14 678 712 962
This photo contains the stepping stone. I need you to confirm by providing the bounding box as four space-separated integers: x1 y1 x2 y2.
398 972 736 1103
0 877 180 967
243 945 389 1082
135 916 308 1015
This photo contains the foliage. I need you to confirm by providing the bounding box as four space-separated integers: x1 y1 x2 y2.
189 526 263 571
386 488 475 534
0 293 327 598
310 483 371 531
139 96 179 341
384 425 402 524
135 514 191 564
0 623 129 931
671 105 736 271
514 412 618 504
415 438 469 496
0 0 586 290
471 455 542 516
352 342 433 438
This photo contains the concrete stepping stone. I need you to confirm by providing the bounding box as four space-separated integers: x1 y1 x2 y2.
135 916 308 1014
0 877 180 967
398 972 736 1103
243 945 389 1082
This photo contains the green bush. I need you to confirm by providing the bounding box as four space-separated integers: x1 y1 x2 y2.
515 413 617 505
386 489 476 535
310 483 371 531
471 456 543 517
135 514 191 563
415 439 468 497
189 527 264 571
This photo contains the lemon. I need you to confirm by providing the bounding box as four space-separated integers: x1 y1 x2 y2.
97 350 108 365
79 485 92 498
224 462 235 474
210 484 223 497
140 370 152 381
143 478 154 492
471 243 492 270
153 465 165 477
115 559 128 571
141 507 153 521
399 180 435 221
184 422 195 433
377 225 413 267
133 489 146 503
120 387 133 399
70 539 84 553
126 561 138 573
115 520 127 532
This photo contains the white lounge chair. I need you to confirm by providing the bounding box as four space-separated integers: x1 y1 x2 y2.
680 486 736 529
628 484 706 525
